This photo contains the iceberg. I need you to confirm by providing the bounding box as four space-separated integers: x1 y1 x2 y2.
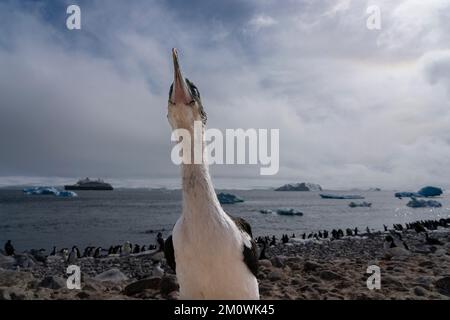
217 193 244 204
395 192 422 198
23 187 59 196
276 208 303 216
417 186 443 197
56 191 78 197
407 198 442 208
348 201 372 208
23 187 77 197
275 182 322 191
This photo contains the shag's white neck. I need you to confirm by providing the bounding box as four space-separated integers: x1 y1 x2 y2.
181 137 223 220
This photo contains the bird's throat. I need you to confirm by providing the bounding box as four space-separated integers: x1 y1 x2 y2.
181 161 222 220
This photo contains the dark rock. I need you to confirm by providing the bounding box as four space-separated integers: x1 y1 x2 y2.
319 270 343 281
270 256 286 268
303 261 320 272
435 277 450 296
39 276 66 290
268 270 283 281
76 291 90 299
275 183 322 192
124 277 162 296
160 275 179 295
413 286 427 297
0 287 31 300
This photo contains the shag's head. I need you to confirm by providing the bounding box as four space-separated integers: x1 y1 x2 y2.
168 48 207 131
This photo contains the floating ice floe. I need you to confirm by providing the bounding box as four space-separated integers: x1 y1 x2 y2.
276 208 303 216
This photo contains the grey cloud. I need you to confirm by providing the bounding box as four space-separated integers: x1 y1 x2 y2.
0 0 449 190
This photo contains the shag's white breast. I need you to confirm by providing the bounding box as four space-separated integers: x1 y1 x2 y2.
172 212 259 300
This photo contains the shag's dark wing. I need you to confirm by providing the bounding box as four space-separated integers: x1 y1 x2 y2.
164 235 176 273
229 215 259 277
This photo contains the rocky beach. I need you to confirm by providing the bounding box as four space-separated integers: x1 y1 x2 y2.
1 222 450 300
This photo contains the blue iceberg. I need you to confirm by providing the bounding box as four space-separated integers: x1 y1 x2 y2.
417 186 443 197
23 187 77 197
395 192 422 198
217 193 244 204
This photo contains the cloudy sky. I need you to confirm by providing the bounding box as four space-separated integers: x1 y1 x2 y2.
1 0 449 189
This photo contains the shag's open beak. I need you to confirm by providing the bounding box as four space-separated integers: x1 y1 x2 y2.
171 48 193 105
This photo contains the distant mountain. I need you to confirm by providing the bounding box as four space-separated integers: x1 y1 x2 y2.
275 182 322 192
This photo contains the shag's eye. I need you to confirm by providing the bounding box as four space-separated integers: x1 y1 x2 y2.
186 79 200 98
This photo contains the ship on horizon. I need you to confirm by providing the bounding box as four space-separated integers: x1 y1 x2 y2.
64 178 113 191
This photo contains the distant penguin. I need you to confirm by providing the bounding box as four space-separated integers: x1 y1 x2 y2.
141 245 147 252
133 244 141 254
122 241 132 256
414 223 426 234
50 246 57 256
82 246 91 258
60 248 69 262
68 246 78 264
259 242 267 260
152 261 164 277
366 227 371 234
384 235 410 257
75 246 81 258
156 233 165 252
383 225 388 232
4 240 15 256
269 236 276 246
94 247 102 258
302 233 306 240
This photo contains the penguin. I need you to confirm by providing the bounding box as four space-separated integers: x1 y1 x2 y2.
68 246 78 264
258 241 267 260
94 247 102 258
4 240 15 256
121 241 132 256
152 261 164 278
